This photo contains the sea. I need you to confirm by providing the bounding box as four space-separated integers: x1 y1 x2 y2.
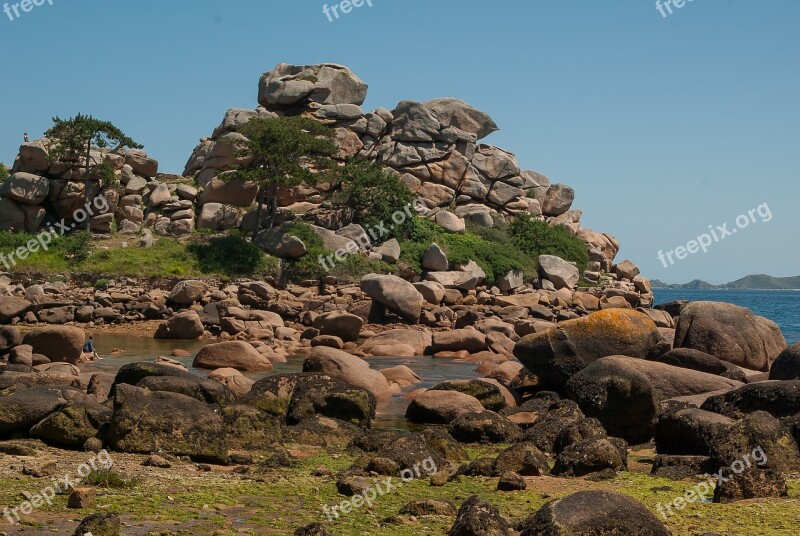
653 289 800 345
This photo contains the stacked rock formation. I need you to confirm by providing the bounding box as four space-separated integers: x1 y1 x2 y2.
0 138 202 239
183 62 623 275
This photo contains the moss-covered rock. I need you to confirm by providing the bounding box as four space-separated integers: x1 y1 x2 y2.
30 402 112 449
107 384 228 464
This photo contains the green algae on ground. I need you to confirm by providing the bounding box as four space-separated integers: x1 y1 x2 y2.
1 447 799 535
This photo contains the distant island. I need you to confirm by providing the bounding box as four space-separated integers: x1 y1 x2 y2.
651 274 800 290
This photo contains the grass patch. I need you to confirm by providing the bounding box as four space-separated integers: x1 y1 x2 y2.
82 468 139 489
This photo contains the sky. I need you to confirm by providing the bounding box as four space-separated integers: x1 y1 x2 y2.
1 0 798 284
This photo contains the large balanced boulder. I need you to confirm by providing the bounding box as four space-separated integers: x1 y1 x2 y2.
258 63 368 108
565 357 660 444
0 172 50 204
361 274 424 323
22 326 85 364
514 309 663 389
315 311 363 342
168 280 208 305
107 384 228 463
521 491 670 535
302 346 392 400
673 301 786 371
424 98 498 139
193 341 273 372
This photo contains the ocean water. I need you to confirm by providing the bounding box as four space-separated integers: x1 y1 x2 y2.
653 289 800 345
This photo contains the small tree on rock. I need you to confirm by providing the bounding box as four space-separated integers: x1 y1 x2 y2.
229 116 337 239
46 114 142 230
0 163 8 182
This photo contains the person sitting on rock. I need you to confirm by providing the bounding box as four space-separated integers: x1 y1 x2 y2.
82 335 100 361
23 132 29 142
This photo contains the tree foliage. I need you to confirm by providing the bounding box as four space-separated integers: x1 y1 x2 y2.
46 114 142 229
0 163 8 182
332 160 416 242
229 116 337 237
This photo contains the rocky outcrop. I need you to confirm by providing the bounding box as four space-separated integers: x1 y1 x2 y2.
180 62 625 282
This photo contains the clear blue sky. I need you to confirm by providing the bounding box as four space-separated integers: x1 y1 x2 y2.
1 0 797 284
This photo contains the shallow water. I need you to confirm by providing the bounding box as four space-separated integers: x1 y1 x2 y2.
83 334 481 430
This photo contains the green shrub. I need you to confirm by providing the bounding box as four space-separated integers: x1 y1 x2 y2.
282 222 330 281
0 163 8 182
82 469 138 489
330 254 396 283
509 214 588 272
187 232 267 277
281 221 395 283
398 217 535 283
332 161 416 242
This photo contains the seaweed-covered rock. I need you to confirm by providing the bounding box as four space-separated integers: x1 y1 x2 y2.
448 411 521 444
430 379 509 411
707 411 800 474
448 495 512 536
551 437 627 477
492 442 550 476
286 378 376 428
565 357 660 444
107 384 228 463
30 402 112 449
521 491 671 535
700 381 800 419
221 404 282 450
655 407 735 456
